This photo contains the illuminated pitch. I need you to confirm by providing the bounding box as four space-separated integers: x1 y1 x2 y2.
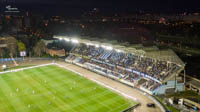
0 65 137 112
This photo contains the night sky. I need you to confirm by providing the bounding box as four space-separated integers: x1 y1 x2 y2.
0 0 199 15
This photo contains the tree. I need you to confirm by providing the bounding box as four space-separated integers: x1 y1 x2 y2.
0 48 5 58
6 37 18 57
33 40 46 57
5 37 18 66
17 41 26 52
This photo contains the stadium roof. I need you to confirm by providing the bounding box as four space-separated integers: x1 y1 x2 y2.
145 49 185 66
142 46 159 51
53 36 185 66
128 44 144 49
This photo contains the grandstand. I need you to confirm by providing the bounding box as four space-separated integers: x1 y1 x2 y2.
55 36 186 95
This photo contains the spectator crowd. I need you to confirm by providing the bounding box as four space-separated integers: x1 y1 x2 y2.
67 43 181 92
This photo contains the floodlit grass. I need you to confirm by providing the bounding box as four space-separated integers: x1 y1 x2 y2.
0 65 136 112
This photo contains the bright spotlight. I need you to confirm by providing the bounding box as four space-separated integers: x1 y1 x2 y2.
101 45 106 48
59 38 63 40
106 46 113 50
64 38 70 41
86 43 94 46
95 44 99 48
116 49 122 52
86 43 91 46
71 39 79 43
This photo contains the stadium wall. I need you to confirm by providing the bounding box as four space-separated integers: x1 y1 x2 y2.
153 80 184 95
0 58 22 63
122 103 140 112
0 57 53 63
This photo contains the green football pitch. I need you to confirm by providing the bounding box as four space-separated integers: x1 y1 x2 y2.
0 65 137 112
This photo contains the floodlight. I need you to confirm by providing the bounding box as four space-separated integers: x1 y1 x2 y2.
95 44 99 48
86 43 92 46
71 39 79 43
106 46 113 50
64 38 70 41
116 49 122 52
101 45 106 48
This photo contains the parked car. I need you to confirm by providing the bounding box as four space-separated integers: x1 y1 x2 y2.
146 103 155 108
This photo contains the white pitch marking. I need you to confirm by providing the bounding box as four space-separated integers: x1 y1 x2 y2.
16 88 19 92
28 104 31 108
32 90 35 94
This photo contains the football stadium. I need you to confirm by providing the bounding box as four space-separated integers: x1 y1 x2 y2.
0 35 186 112
0 0 200 111
61 36 185 95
